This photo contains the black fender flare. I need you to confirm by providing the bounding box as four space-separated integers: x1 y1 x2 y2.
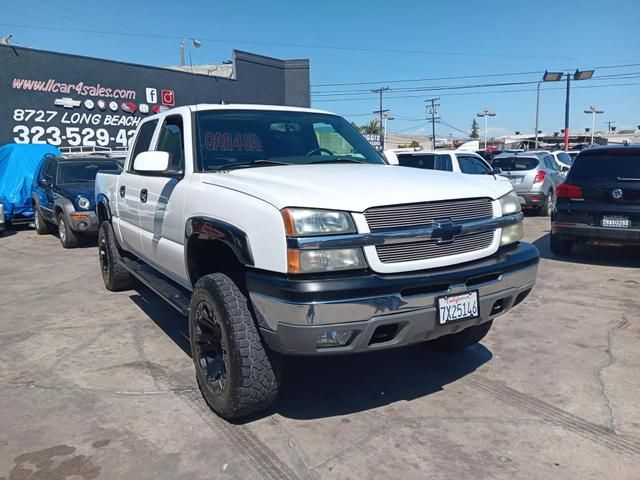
184 217 255 284
96 193 112 222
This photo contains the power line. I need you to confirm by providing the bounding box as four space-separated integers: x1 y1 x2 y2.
311 71 640 97
313 80 640 103
311 63 640 88
0 21 637 63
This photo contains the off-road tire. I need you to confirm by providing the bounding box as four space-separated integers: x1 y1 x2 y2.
98 221 134 291
550 232 573 256
429 320 493 352
34 206 50 235
539 190 554 217
189 273 280 420
57 212 79 248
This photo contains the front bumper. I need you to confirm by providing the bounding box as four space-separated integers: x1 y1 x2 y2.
517 191 547 208
67 211 99 233
248 242 539 355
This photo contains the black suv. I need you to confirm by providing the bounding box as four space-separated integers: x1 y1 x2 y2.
551 145 640 255
31 155 121 248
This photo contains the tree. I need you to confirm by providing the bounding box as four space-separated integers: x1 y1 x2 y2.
471 119 480 139
361 119 381 135
398 140 422 149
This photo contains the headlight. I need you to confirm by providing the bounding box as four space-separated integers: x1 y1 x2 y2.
77 196 91 210
499 190 522 215
499 190 523 246
282 208 356 236
287 248 366 274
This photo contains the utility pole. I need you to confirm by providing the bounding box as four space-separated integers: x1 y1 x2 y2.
425 98 440 149
605 120 615 132
372 86 390 150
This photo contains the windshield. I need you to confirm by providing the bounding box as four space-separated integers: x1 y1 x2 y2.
57 160 120 184
569 150 640 181
492 157 539 171
195 110 384 171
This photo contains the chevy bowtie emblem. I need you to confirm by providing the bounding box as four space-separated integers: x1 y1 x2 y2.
431 220 462 244
54 97 81 109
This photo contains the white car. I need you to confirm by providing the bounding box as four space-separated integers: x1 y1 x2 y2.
384 148 509 181
95 104 538 419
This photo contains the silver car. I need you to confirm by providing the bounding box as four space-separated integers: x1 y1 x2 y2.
492 152 565 216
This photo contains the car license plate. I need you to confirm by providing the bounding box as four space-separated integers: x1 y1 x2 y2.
601 216 629 228
437 291 479 325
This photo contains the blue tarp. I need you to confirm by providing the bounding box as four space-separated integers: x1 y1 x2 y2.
0 144 60 221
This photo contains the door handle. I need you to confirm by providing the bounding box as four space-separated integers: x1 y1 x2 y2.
119 185 126 198
140 188 148 203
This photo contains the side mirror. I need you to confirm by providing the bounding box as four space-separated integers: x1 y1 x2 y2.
38 178 49 188
561 166 569 173
132 151 170 173
491 167 503 175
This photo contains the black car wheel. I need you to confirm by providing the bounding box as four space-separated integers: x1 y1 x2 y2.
550 232 573 256
429 321 493 352
57 212 79 248
34 207 50 235
189 273 280 420
98 221 133 291
540 190 554 217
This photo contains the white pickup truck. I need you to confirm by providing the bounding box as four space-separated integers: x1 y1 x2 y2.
95 104 539 419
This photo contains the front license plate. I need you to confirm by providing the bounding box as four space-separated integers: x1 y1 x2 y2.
437 291 479 325
601 216 629 228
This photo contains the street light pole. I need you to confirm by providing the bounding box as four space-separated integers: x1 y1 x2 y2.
584 106 604 145
534 80 542 149
180 37 202 66
564 74 571 151
477 107 496 150
539 69 594 151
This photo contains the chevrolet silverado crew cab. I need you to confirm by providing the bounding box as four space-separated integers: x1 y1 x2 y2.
95 104 539 419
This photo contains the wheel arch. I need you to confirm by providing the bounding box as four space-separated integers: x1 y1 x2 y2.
96 193 112 224
184 216 255 287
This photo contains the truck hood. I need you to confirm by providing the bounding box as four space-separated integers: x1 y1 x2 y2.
201 164 512 212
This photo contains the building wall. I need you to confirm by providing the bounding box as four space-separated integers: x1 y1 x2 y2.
0 46 310 148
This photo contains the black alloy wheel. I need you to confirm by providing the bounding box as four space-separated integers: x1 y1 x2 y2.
193 300 228 395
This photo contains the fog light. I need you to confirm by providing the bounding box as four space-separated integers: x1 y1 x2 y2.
500 222 524 246
78 222 88 230
317 330 354 348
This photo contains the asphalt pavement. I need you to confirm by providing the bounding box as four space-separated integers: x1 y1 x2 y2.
1 217 639 479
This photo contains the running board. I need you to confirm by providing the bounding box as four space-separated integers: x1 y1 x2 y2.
120 257 191 316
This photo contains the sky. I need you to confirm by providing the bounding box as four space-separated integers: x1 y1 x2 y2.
2 0 639 139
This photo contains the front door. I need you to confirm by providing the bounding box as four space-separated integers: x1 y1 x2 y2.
138 114 188 286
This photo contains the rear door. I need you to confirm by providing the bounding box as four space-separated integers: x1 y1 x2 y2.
116 119 158 255
543 155 564 188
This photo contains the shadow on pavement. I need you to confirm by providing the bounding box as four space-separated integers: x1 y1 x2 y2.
269 343 492 420
129 285 192 357
129 282 493 421
534 233 640 268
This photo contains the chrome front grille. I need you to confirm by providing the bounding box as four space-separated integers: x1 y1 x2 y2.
365 198 496 264
375 231 495 263
364 198 493 231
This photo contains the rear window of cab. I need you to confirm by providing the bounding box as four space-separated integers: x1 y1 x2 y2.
492 157 539 171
